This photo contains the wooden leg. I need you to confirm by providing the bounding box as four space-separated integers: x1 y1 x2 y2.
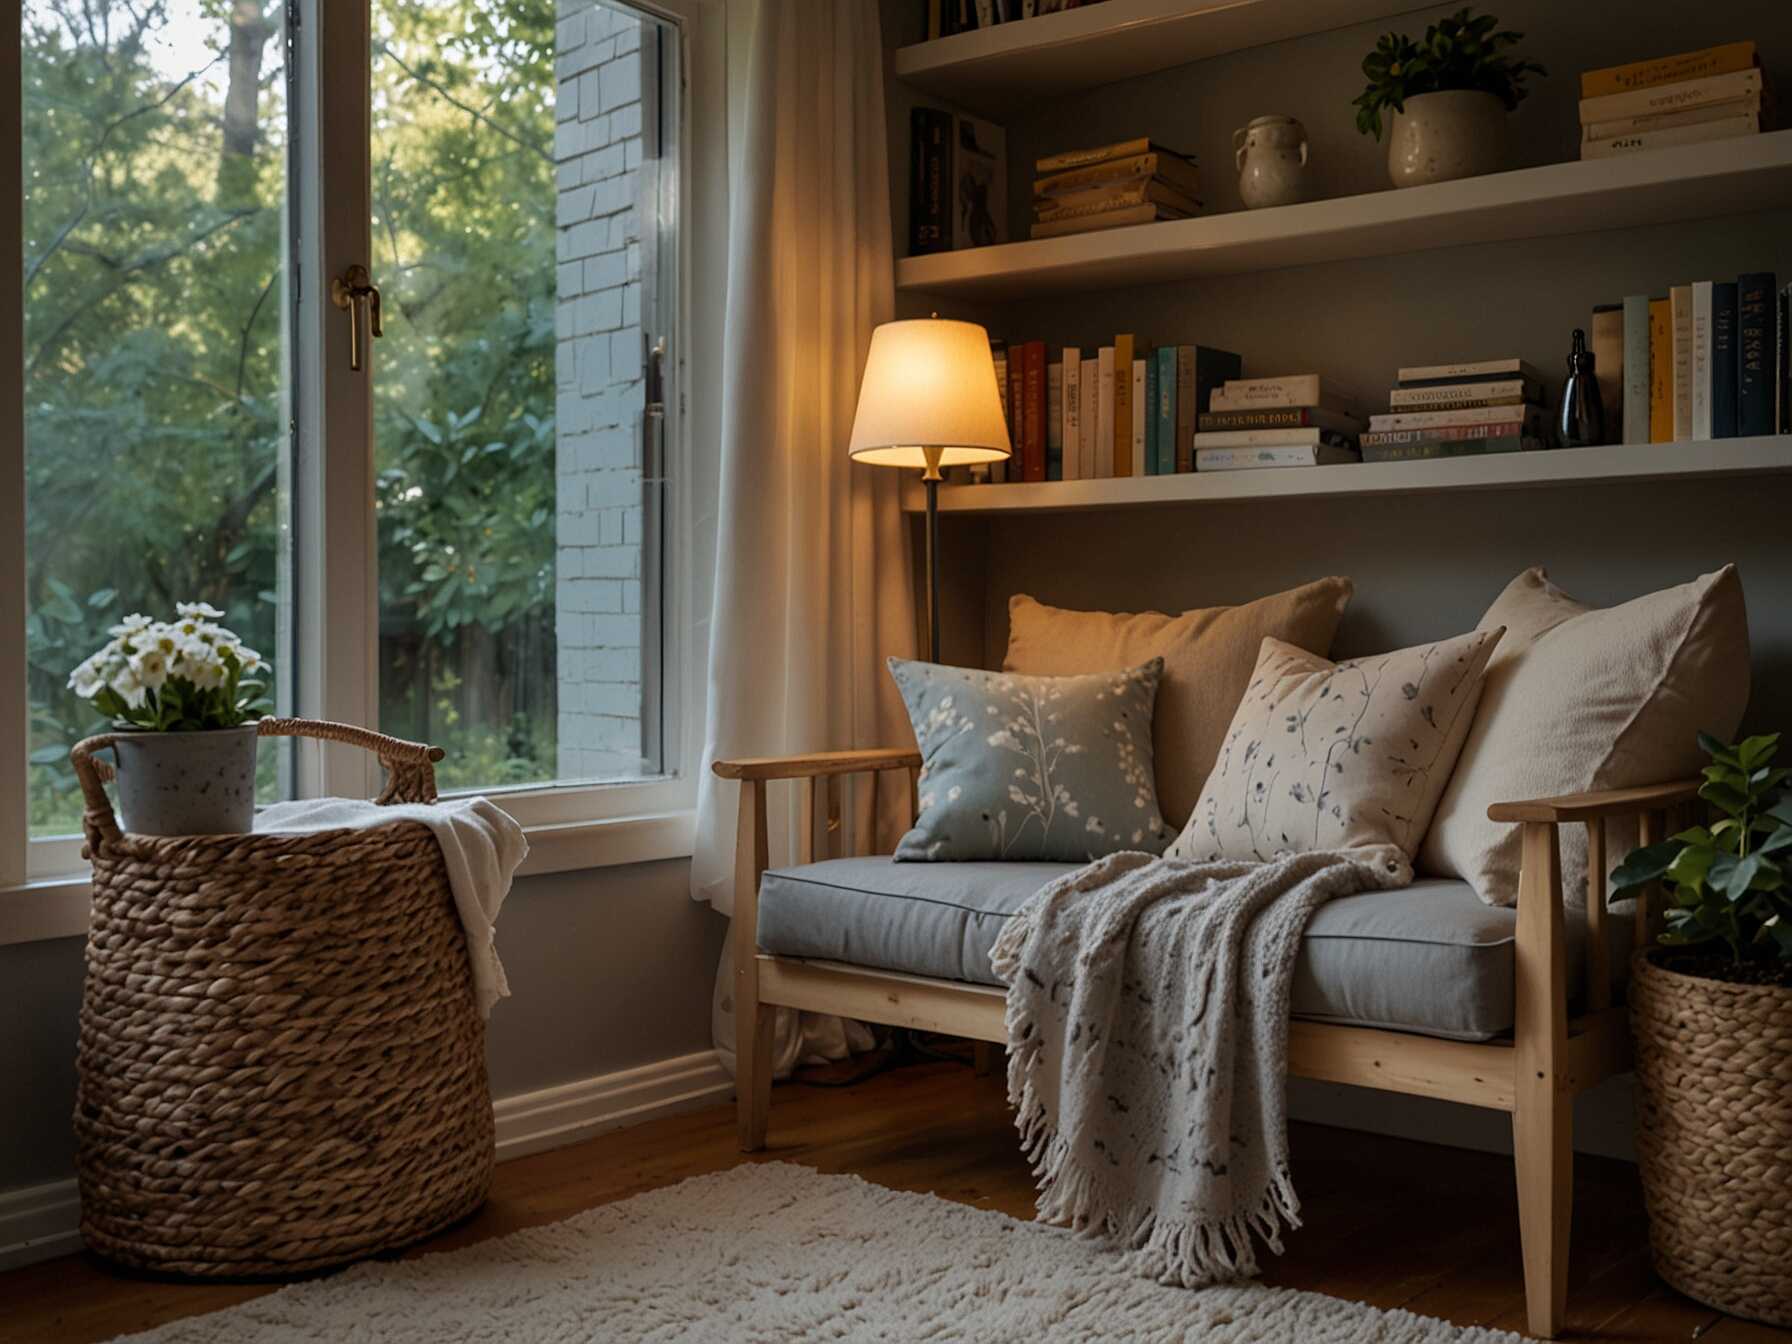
736 996 775 1152
1514 822 1572 1339
734 778 773 1152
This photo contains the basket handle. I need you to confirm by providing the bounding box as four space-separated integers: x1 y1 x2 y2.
70 718 445 844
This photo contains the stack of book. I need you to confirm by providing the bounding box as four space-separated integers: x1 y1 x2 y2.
927 0 1107 39
1030 139 1201 241
1360 361 1548 462
982 334 1239 482
1595 273 1792 445
1192 377 1363 470
1579 41 1770 160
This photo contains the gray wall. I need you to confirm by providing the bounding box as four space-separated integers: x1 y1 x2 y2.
0 862 726 1194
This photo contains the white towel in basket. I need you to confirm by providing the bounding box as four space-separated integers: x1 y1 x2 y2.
254 796 527 1018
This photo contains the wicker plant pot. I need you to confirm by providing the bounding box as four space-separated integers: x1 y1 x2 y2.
70 718 495 1277
1630 948 1792 1327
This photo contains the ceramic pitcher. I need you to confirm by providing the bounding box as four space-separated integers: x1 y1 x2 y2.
1233 114 1310 210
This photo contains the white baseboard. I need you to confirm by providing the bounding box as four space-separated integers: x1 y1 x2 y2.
0 1049 732 1274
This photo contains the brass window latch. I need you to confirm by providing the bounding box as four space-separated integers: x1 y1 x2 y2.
330 264 383 371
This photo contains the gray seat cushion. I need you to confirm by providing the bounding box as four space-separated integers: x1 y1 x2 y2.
757 857 1604 1042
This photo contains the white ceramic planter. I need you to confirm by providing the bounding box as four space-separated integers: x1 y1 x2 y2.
111 724 260 836
1387 89 1509 188
1233 114 1311 209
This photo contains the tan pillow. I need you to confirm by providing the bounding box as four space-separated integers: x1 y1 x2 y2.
1417 565 1751 907
1004 579 1352 825
1170 630 1499 879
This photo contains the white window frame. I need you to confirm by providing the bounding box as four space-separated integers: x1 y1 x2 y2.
2 0 726 942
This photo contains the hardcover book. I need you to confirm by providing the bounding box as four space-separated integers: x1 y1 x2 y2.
1712 282 1739 440
1080 355 1099 479
1153 347 1177 475
1033 177 1202 223
908 107 952 256
1578 67 1764 123
1583 94 1764 141
1738 270 1777 437
1582 113 1760 159
1021 339 1045 482
1194 427 1351 448
1360 421 1539 447
1214 374 1357 409
1130 358 1147 477
953 113 1007 249
1046 358 1064 480
1368 403 1537 431
1142 355 1159 474
1591 304 1624 443
1095 346 1115 480
1036 137 1181 173
1034 152 1204 202
1360 436 1535 462
1061 353 1082 481
1195 444 1359 470
1395 358 1542 386
1670 284 1693 441
1203 406 1363 433
1174 348 1197 474
1649 297 1672 442
1030 204 1193 239
1387 378 1540 408
1580 41 1757 99
1112 334 1134 477
1692 282 1714 441
1623 295 1652 445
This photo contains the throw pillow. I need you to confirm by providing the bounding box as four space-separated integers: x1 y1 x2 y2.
1170 629 1501 877
888 656 1173 862
1417 565 1750 907
1003 579 1354 827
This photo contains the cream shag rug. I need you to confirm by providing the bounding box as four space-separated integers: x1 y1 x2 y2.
116 1162 1525 1343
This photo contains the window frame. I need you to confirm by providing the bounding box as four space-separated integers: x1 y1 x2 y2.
2 0 724 938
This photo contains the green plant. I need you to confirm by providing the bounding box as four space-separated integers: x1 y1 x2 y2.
1613 733 1792 968
1353 8 1545 140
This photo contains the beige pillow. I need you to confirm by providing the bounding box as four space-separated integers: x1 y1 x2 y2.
1170 630 1500 879
1417 565 1751 907
1004 579 1352 826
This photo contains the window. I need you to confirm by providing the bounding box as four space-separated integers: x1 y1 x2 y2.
7 0 715 902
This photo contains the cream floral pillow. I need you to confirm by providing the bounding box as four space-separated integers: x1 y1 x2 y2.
1170 630 1501 874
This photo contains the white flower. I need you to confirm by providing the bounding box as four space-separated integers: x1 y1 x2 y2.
130 649 169 690
176 601 225 620
237 646 264 672
108 613 152 637
68 655 106 698
109 663 148 710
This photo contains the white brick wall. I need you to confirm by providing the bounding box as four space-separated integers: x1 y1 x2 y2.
555 0 650 780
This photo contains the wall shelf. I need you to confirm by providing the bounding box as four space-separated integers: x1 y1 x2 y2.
896 131 1792 299
898 437 1792 514
894 0 1433 118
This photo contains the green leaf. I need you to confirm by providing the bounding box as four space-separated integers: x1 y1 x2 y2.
1736 733 1781 769
1612 840 1679 893
1699 731 1743 765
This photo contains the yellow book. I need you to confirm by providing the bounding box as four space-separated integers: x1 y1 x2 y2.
1580 41 1757 99
1036 138 1152 174
1648 297 1672 443
1112 333 1134 476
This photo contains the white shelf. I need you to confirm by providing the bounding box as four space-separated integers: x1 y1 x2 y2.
897 131 1792 299
899 437 1792 515
895 0 1433 118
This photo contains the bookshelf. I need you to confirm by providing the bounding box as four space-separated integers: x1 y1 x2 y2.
897 131 1792 299
894 0 1435 118
898 438 1792 514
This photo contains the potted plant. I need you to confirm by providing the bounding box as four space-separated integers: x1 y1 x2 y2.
66 603 271 836
1612 732 1792 1328
1353 8 1544 188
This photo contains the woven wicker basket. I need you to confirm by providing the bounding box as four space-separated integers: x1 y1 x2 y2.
1630 949 1792 1328
70 718 495 1277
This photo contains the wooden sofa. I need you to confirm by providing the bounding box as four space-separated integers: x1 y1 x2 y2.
715 748 1696 1340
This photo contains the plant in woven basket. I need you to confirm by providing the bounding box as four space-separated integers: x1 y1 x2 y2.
1613 732 1792 983
67 602 269 732
1352 8 1544 140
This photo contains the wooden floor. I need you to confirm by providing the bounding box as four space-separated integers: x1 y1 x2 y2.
3 1057 1788 1343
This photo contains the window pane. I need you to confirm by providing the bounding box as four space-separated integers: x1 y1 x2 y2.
22 0 292 837
371 0 676 792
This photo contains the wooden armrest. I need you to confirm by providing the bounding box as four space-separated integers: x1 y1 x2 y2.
1486 779 1700 824
712 748 921 782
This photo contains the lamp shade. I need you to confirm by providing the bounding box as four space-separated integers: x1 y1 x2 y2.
848 318 1012 469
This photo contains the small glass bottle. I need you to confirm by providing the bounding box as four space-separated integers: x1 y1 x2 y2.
1556 328 1604 448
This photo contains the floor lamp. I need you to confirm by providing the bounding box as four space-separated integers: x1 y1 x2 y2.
848 319 1012 662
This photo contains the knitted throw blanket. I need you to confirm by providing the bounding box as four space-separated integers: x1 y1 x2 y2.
990 847 1410 1288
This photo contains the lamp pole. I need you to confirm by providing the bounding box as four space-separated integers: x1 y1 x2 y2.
922 444 944 662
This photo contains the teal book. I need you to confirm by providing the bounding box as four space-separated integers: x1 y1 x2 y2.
1153 347 1178 475
1143 355 1160 474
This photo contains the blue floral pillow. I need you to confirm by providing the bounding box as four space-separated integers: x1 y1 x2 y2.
888 656 1171 862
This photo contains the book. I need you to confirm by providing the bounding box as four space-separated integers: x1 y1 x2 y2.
1395 357 1543 386
1029 203 1193 239
1781 283 1791 434
952 113 1007 249
1578 68 1766 123
1692 281 1713 441
1195 427 1352 448
1034 152 1203 202
1623 295 1652 444
1671 285 1693 441
1033 177 1202 222
1196 444 1359 470
1061 353 1081 481
1580 42 1757 99
1582 113 1761 159
1020 339 1045 481
1130 357 1147 476
1142 355 1159 474
1046 358 1064 480
1112 335 1134 476
1584 94 1765 141
1738 270 1777 437
990 337 1010 481
1360 436 1535 463
1153 347 1176 475
1095 346 1115 480
1649 297 1672 442
908 107 951 256
1712 281 1739 439
1589 305 1624 444
1036 138 1159 173
1214 374 1357 409
1367 403 1539 431
1360 421 1540 447
1079 355 1099 480
1203 405 1363 433
1387 378 1541 408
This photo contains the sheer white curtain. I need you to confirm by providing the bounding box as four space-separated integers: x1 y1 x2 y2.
693 0 917 1075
